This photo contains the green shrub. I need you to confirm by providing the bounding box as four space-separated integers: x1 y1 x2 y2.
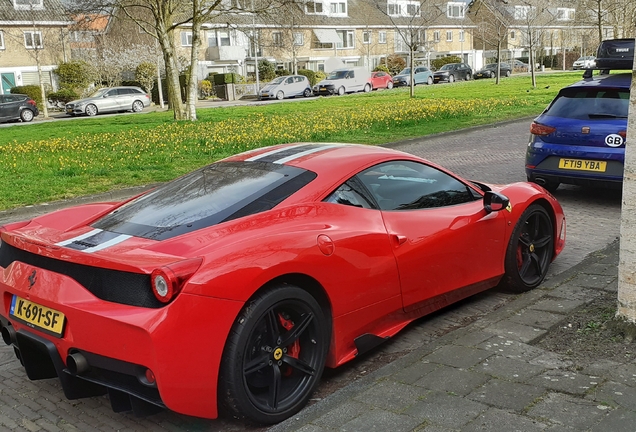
297 69 317 85
431 56 462 70
55 60 95 93
199 80 213 98
373 64 391 74
11 85 43 110
386 55 406 75
47 88 79 105
275 69 291 77
212 73 240 85
258 60 276 82
314 71 326 83
135 62 156 93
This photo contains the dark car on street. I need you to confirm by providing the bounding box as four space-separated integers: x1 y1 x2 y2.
526 73 629 192
433 63 473 83
0 94 39 123
473 63 512 79
595 38 635 70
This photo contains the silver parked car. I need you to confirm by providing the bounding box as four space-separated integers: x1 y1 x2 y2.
259 75 313 100
65 86 151 117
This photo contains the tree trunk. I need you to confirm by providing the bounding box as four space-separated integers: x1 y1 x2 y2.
159 31 186 120
35 56 48 119
529 47 536 88
616 50 636 322
495 40 501 85
186 15 203 122
409 48 415 98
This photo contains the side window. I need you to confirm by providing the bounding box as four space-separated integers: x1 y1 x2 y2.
356 161 478 210
294 76 304 82
324 180 375 209
286 77 294 84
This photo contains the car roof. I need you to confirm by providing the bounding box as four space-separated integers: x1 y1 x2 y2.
568 73 631 89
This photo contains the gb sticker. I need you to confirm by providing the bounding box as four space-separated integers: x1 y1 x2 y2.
605 134 624 147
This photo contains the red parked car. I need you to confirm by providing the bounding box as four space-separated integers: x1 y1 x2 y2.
370 71 393 89
0 144 565 424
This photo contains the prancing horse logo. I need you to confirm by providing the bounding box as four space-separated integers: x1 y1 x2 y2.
28 270 37 289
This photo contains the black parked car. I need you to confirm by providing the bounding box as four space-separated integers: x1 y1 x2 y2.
473 63 512 79
0 94 39 123
595 38 635 70
433 63 473 83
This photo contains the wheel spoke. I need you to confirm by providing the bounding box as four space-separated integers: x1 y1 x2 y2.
534 234 552 249
268 363 282 409
518 235 531 248
265 309 281 345
280 313 313 346
243 355 269 376
531 214 541 239
283 355 316 376
518 253 532 278
531 253 544 275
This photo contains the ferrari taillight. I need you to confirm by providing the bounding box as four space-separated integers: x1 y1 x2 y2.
530 122 556 136
150 258 202 303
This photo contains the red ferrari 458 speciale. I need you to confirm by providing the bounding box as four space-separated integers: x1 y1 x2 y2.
0 143 565 424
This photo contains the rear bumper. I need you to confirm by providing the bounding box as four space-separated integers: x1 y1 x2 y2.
0 260 243 419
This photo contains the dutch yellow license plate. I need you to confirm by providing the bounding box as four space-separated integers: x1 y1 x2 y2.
558 158 607 172
10 295 65 337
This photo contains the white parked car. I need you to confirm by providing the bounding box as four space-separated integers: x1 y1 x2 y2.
313 67 372 96
572 56 596 70
65 86 151 117
259 75 313 100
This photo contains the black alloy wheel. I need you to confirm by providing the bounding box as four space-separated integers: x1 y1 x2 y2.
303 88 312 97
503 204 554 293
219 285 329 424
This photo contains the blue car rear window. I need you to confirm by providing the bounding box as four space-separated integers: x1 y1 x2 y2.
545 88 629 120
93 161 316 240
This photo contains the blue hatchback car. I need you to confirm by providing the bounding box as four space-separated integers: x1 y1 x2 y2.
525 73 629 192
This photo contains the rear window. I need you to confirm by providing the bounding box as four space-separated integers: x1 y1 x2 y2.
93 161 316 240
544 88 629 120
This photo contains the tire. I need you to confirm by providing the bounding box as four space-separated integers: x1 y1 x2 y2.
20 109 34 122
85 104 98 117
132 100 144 112
465 73 471 81
363 83 371 93
505 70 511 77
337 86 345 96
303 88 311 97
387 81 393 89
502 205 554 293
219 285 329 424
276 91 284 100
427 76 433 85
489 71 495 79
449 74 455 83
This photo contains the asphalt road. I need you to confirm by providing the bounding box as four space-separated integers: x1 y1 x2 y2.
0 118 622 431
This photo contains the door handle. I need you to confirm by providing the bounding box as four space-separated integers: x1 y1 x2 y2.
391 234 407 246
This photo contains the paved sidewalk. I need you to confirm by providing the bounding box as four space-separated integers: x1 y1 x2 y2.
269 241 629 432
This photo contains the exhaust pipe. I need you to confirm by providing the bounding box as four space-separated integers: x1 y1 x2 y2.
534 177 547 186
1 324 16 346
66 352 90 375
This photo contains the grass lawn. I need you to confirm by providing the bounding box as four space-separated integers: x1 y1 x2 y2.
0 72 583 210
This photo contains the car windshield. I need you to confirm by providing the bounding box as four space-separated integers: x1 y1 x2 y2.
545 88 629 120
93 161 317 240
440 64 455 71
326 70 348 79
398 68 411 75
270 77 286 85
90 89 109 98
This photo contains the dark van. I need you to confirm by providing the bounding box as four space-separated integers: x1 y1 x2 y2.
595 38 634 70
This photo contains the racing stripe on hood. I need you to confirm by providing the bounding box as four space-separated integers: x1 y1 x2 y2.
273 144 340 164
56 229 131 253
244 144 310 162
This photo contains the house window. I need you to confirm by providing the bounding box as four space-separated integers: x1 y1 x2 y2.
446 31 453 41
336 30 354 49
363 31 371 44
514 5 534 20
293 32 304 46
434 31 440 42
510 30 516 40
24 31 42 49
446 2 465 18
395 32 408 52
330 1 346 14
181 31 193 46
406 3 420 16
388 3 401 15
459 30 464 42
13 0 43 9
0 31 4 50
378 31 387 44
557 8 575 20
273 32 283 47
306 1 324 13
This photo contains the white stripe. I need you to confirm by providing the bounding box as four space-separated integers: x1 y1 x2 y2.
245 144 309 161
273 145 340 164
82 235 132 253
55 229 103 246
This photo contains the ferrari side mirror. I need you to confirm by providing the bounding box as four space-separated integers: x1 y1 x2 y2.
484 191 510 213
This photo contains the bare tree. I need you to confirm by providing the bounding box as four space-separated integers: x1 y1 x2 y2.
468 0 509 84
374 0 444 97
